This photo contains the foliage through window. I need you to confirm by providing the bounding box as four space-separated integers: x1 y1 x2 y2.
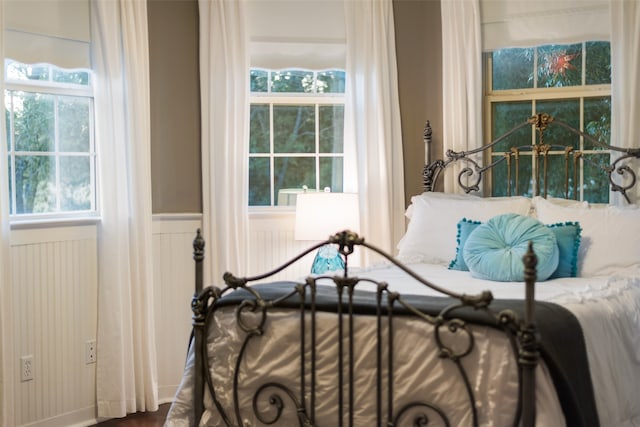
249 69 345 207
4 60 95 217
486 42 611 203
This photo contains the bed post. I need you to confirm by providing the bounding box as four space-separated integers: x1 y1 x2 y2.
192 229 206 423
193 229 205 293
521 241 539 427
422 120 439 192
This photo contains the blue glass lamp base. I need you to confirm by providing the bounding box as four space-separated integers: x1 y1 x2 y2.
311 244 345 274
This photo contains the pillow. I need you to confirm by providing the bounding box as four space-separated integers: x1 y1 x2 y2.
547 222 582 279
463 213 559 282
448 218 481 271
396 192 533 265
449 217 581 279
534 196 640 276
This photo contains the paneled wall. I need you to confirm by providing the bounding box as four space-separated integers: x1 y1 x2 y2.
11 226 98 427
247 212 319 281
151 216 201 402
9 217 199 426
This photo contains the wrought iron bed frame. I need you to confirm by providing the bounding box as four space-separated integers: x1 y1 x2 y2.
183 112 638 426
189 229 540 427
423 112 640 203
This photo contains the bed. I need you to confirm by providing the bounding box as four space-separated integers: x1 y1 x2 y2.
165 113 640 427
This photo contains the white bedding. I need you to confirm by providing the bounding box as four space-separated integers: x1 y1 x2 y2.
165 262 640 427
352 262 640 426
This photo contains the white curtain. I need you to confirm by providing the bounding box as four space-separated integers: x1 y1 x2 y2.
610 0 640 205
91 0 158 417
198 0 249 285
343 0 405 257
0 4 16 426
441 0 483 194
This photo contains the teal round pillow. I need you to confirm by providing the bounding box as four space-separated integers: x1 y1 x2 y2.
463 213 559 282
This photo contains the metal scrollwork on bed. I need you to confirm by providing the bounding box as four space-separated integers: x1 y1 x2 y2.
188 229 540 427
423 113 640 203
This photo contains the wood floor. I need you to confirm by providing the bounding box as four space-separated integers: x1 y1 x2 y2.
92 403 170 426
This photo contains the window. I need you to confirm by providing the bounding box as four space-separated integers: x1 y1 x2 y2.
5 59 96 217
249 69 346 207
485 42 611 203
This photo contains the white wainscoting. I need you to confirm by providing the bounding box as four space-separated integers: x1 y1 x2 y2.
7 213 309 426
151 215 202 403
11 225 99 427
247 211 318 281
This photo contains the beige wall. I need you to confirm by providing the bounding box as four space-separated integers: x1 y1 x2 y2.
147 0 443 213
394 0 443 204
148 0 202 214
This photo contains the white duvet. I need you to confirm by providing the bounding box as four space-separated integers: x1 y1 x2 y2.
165 262 640 427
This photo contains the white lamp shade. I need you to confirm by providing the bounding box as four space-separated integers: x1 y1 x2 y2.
294 192 360 241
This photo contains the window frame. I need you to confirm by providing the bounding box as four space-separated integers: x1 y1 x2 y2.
483 42 611 202
4 61 98 223
249 69 346 209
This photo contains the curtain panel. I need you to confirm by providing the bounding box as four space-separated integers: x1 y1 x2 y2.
91 0 158 417
440 0 483 194
0 2 16 425
198 0 250 285
610 0 640 205
343 0 405 257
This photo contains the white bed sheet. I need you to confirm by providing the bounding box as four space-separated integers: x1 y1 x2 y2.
165 263 640 427
351 262 640 427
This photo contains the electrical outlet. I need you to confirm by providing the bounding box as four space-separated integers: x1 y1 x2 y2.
21 355 34 382
85 340 96 364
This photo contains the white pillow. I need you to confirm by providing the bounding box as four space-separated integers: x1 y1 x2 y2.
533 196 640 277
396 192 533 265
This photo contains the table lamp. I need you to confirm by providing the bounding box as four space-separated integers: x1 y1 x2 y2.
294 191 360 274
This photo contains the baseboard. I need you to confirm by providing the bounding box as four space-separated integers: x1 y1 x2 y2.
18 407 97 427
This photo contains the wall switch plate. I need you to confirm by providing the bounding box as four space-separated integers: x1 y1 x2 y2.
85 340 96 364
21 355 34 382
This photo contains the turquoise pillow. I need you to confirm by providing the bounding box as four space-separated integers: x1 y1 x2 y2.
448 218 481 271
463 213 559 282
548 222 582 278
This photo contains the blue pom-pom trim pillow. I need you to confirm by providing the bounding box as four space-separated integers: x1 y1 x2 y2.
463 213 559 282
547 222 582 279
448 218 481 271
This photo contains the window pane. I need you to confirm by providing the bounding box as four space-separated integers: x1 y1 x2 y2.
317 70 346 93
542 154 577 200
492 48 534 90
535 99 580 148
52 69 90 86
319 105 344 153
586 42 611 85
59 96 91 152
583 153 610 203
250 69 269 92
14 92 55 152
273 105 315 153
250 104 270 153
491 153 533 198
249 157 271 206
5 98 9 150
492 101 532 152
584 97 611 150
6 62 50 82
274 157 315 206
271 70 314 93
60 156 91 210
537 44 582 88
320 157 343 192
7 157 12 214
14 155 56 214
